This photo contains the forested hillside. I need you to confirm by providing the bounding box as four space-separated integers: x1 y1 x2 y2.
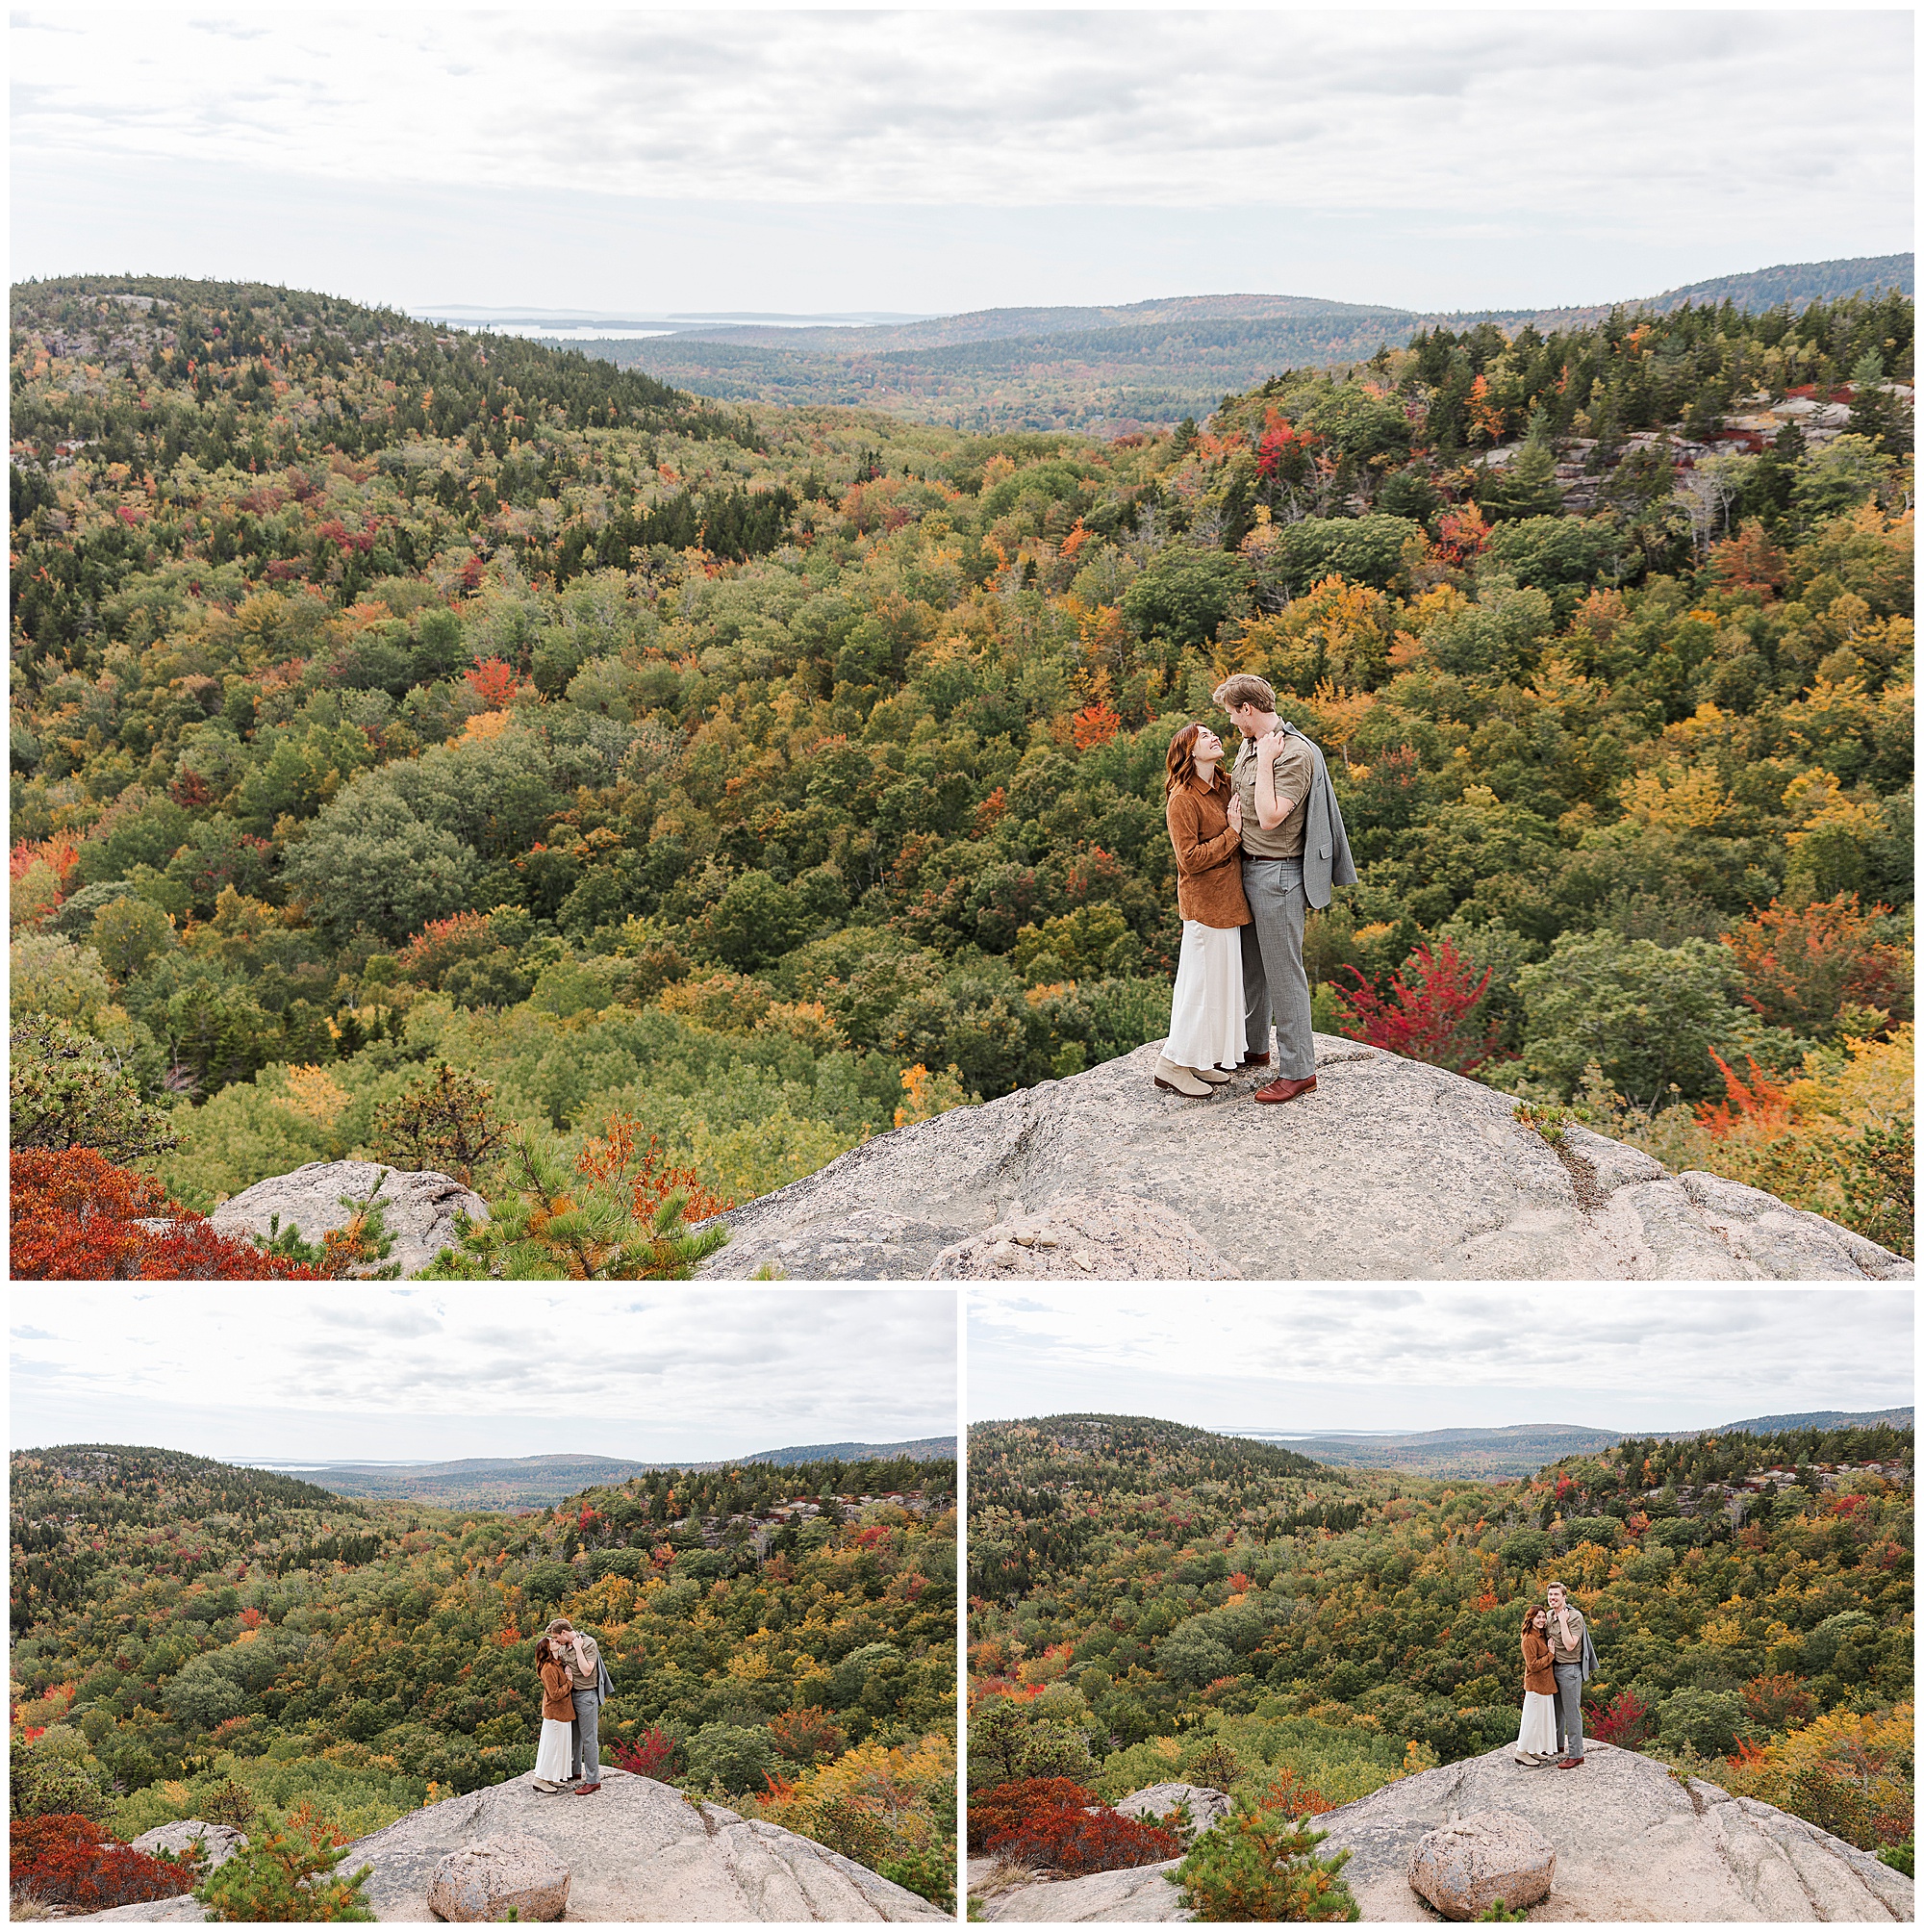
966 1415 1912 1857
10 1444 957 1894
9 273 1913 1269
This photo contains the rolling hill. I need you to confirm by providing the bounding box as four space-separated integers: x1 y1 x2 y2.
568 254 1913 433
263 1437 957 1504
1229 1411 1917 1478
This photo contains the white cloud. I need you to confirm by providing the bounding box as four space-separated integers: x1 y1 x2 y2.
11 1287 956 1462
11 11 1911 228
967 1286 1913 1432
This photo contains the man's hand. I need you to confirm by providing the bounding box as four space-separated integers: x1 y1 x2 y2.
1226 793 1243 833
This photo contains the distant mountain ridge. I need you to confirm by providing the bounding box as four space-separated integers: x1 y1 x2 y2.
262 1437 957 1504
1234 1408 1913 1477
571 254 1912 433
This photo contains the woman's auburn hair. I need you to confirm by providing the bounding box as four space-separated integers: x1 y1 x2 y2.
1165 722 1228 800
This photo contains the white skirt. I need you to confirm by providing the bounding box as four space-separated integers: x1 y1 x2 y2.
1166 920 1245 1071
534 1716 574 1781
1516 1690 1558 1757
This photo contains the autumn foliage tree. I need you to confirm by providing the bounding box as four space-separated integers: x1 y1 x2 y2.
1719 894 1911 1036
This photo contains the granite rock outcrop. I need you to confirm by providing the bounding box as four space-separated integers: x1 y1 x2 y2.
701 1036 1910 1280
73 1769 947 1922
209 1160 486 1278
971 1743 1915 1922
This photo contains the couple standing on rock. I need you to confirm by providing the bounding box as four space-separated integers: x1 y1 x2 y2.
1158 674 1357 1102
534 1616 614 1795
1516 1583 1598 1770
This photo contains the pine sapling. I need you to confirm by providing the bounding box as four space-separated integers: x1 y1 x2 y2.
1170 1805 1361 1921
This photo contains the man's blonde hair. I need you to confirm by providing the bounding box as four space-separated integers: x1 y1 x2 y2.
1212 674 1276 714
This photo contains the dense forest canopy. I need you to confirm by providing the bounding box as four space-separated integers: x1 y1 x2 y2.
10 1442 957 1892
966 1414 1912 1857
8 272 1913 1263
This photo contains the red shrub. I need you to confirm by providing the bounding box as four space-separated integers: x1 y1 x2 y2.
1585 1689 1654 1748
970 1779 1093 1853
609 1725 677 1780
10 1149 326 1280
971 1779 1180 1873
10 1814 194 1911
1332 938 1499 1074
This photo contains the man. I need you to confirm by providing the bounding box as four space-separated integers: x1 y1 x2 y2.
1214 674 1356 1105
1545 1581 1596 1769
548 1616 608 1795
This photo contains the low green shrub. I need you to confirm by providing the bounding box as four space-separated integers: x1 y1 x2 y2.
1170 1806 1360 1921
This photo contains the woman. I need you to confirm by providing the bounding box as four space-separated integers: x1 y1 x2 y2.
1515 1606 1558 1766
532 1637 577 1792
1158 722 1249 1097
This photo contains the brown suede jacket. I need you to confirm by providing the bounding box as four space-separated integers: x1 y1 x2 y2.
540 1660 575 1720
1166 778 1251 928
1521 1629 1556 1696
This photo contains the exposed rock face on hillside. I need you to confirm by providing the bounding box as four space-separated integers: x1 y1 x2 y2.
209 1160 486 1278
972 1744 1916 1922
74 1770 946 1922
702 1037 1911 1281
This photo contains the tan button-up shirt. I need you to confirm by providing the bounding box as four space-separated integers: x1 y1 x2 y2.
1231 732 1315 860
1547 1606 1586 1666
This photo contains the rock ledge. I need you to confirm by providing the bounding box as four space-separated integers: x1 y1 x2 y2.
703 1036 1910 1280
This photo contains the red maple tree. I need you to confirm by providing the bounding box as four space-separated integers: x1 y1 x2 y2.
464 656 519 707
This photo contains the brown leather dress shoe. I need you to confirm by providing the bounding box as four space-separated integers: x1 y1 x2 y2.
1253 1075 1317 1104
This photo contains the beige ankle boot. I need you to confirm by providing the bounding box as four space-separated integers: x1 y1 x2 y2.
1152 1055 1212 1097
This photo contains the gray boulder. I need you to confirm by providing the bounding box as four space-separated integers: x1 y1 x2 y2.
1407 1810 1555 1919
209 1161 487 1278
1113 1784 1233 1843
128 1820 246 1873
973 1742 1915 1921
701 1036 1909 1280
426 1831 569 1921
71 1770 946 1921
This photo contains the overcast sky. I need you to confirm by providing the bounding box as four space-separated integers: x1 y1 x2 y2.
11 1287 957 1465
10 9 1912 318
969 1287 1914 1433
